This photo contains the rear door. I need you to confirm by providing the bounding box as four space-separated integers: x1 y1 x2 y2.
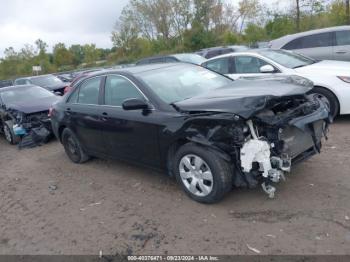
334 30 350 61
99 74 161 167
202 56 233 75
65 76 106 154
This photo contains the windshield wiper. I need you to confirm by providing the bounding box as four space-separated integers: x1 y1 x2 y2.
292 64 307 69
293 61 317 69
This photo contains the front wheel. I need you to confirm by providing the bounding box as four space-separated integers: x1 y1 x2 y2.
61 128 90 164
310 87 339 119
173 143 233 204
3 122 20 145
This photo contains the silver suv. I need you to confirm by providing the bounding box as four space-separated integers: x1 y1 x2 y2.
269 26 350 61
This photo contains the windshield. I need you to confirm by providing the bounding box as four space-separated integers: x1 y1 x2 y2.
136 65 233 104
258 50 315 69
0 86 55 104
31 75 63 86
173 54 207 65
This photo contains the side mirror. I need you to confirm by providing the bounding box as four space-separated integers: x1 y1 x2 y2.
260 64 275 73
122 98 149 110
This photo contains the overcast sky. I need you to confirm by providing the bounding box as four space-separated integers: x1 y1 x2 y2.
0 0 129 57
0 0 286 58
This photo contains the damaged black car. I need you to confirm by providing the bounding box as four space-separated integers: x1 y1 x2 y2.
50 63 330 203
0 85 61 148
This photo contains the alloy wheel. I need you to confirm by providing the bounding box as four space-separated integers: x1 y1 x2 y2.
3 125 12 143
179 154 213 197
66 136 79 157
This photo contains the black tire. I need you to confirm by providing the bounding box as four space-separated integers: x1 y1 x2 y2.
173 142 233 204
310 87 339 119
61 128 90 164
3 121 20 145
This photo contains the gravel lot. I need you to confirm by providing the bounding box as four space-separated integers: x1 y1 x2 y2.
1 116 350 255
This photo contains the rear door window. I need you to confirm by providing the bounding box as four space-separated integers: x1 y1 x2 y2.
335 30 350 46
77 77 102 105
233 56 269 74
206 50 220 59
204 57 231 74
149 57 165 64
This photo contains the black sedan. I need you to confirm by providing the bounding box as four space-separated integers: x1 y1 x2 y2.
0 85 61 146
50 63 330 203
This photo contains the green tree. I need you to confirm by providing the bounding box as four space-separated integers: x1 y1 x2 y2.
69 45 85 66
244 23 267 45
83 44 101 64
53 43 74 67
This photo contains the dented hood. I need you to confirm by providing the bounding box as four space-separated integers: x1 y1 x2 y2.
174 76 313 119
7 96 61 114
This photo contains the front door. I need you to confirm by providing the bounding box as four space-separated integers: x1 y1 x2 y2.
227 55 279 80
99 75 161 167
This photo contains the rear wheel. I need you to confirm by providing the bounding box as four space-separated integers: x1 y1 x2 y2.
173 143 233 203
310 87 339 119
62 128 90 163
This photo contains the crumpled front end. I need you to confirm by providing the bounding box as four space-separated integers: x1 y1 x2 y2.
237 94 330 197
6 108 52 148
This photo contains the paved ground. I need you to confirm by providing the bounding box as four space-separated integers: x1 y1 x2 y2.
0 116 350 255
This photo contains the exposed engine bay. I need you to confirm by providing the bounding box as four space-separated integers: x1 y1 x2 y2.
1 108 52 149
178 92 330 198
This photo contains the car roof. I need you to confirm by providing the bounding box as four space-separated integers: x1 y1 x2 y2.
83 63 196 78
0 84 39 93
197 46 233 52
203 49 270 61
137 54 176 61
136 53 198 62
271 25 350 46
15 74 56 81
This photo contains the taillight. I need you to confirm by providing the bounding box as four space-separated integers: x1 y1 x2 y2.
48 107 54 117
64 86 72 94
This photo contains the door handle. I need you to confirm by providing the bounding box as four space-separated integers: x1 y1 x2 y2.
65 108 72 114
101 112 108 121
336 50 347 54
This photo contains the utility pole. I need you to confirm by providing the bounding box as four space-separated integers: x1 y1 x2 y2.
296 0 300 32
346 0 350 25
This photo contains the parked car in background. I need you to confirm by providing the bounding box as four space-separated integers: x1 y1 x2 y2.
0 85 60 145
0 80 14 88
196 45 249 59
51 63 329 203
63 69 105 94
269 26 350 61
55 72 74 83
14 74 68 95
202 49 350 118
136 53 206 65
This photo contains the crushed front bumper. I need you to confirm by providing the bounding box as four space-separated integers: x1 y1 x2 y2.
239 98 330 198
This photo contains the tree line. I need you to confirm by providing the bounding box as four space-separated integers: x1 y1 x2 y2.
111 0 350 62
1 0 349 80
0 40 113 79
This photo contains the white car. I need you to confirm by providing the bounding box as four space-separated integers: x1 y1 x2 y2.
202 49 350 117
